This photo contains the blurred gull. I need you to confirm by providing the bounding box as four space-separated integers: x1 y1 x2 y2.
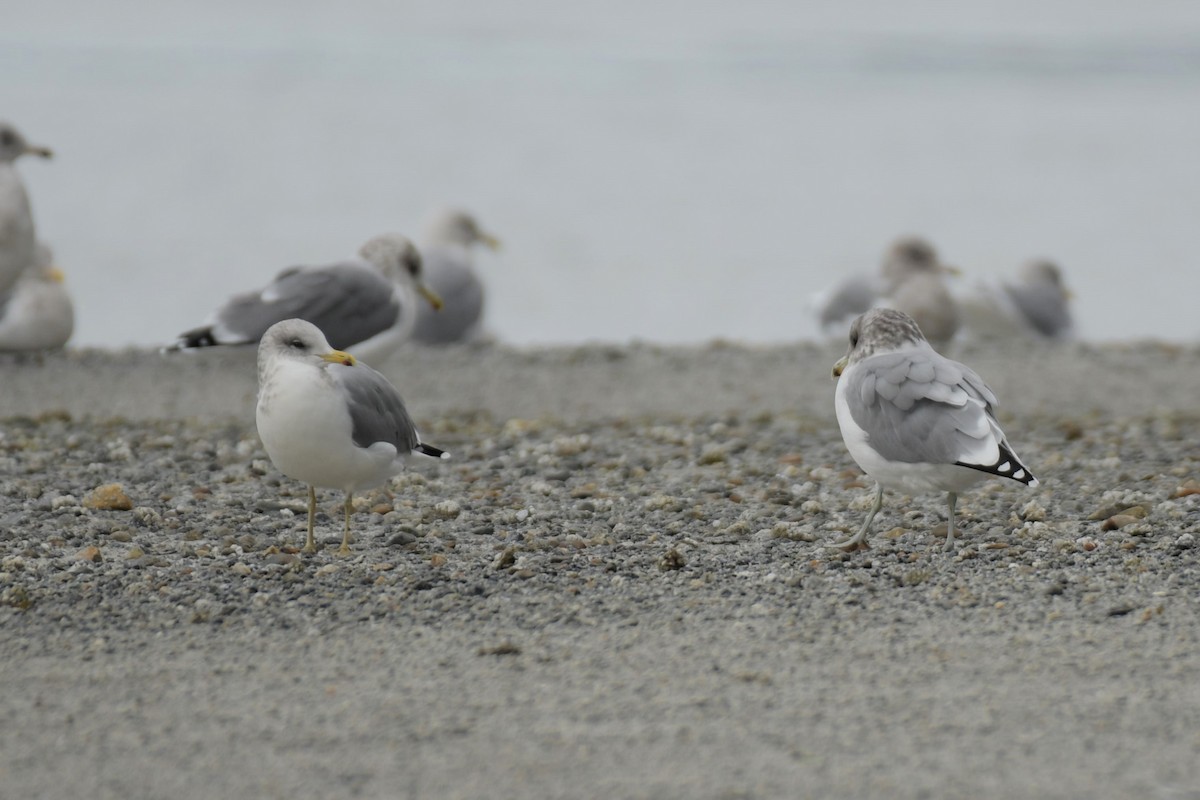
830 308 1037 552
814 236 960 348
957 259 1074 342
171 233 443 363
0 122 53 297
875 237 961 350
0 243 74 352
411 209 500 344
255 319 449 556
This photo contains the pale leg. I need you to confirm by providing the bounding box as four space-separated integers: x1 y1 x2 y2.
831 484 884 551
942 492 958 552
337 493 354 556
302 485 318 554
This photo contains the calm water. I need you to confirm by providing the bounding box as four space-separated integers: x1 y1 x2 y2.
6 1 1200 347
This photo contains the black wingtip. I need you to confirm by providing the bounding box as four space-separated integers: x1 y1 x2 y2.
415 443 450 460
957 443 1038 487
169 326 219 351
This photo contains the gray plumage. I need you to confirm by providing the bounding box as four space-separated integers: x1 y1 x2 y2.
199 264 399 349
0 122 53 298
412 209 499 344
1004 260 1073 339
840 349 998 466
330 363 421 452
173 233 436 359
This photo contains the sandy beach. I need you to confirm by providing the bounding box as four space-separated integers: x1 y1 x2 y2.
2 340 1199 799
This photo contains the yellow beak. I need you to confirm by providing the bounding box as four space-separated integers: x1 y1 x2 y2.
321 350 357 367
47 266 66 284
418 282 444 311
832 356 848 379
480 233 502 251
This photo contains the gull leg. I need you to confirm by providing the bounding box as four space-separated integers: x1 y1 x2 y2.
301 485 318 554
337 493 354 556
830 484 884 551
942 492 958 552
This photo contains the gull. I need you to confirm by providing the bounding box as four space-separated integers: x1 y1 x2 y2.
813 236 960 348
0 122 53 297
0 242 74 352
830 308 1038 552
411 209 500 344
255 318 449 556
171 233 443 363
958 259 1075 342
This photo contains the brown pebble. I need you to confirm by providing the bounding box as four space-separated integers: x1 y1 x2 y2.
1102 514 1140 531
658 548 686 571
83 484 133 511
430 554 447 567
75 546 103 562
1174 479 1200 498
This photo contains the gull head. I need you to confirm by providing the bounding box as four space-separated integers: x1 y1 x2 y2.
1020 258 1068 292
424 209 501 251
358 233 444 311
0 122 53 164
881 236 958 286
259 318 357 380
833 308 927 378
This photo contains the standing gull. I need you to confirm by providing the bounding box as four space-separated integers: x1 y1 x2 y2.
256 319 449 555
0 122 53 297
0 243 75 352
958 259 1074 342
171 233 443 363
411 209 500 344
830 308 1038 552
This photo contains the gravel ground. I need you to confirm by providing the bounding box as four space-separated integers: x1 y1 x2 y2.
1 342 1199 799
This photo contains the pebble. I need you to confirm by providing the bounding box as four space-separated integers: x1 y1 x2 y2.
83 484 134 511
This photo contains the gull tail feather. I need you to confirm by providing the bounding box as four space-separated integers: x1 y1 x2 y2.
414 443 450 460
956 442 1038 487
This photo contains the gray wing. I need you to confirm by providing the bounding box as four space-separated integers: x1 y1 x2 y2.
213 263 400 349
844 349 998 465
816 273 883 331
331 364 421 452
412 245 484 344
1004 283 1072 339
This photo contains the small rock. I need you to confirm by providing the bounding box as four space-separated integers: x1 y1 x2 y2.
492 547 517 569
1101 514 1141 531
430 554 448 567
1176 533 1195 549
433 500 461 519
1173 479 1200 498
387 531 418 547
75 546 103 563
230 562 251 576
658 548 686 571
83 484 133 511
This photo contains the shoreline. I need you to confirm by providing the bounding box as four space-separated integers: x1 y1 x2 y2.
2 339 1199 423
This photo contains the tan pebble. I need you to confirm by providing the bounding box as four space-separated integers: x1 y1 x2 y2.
230 562 251 576
1102 514 1140 531
315 564 339 576
884 527 907 539
371 503 393 515
125 546 145 560
430 554 447 567
75 546 103 562
371 562 395 571
265 553 298 566
1173 479 1200 498
83 484 133 511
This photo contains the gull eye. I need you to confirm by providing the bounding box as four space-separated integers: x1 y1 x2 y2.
288 338 306 350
